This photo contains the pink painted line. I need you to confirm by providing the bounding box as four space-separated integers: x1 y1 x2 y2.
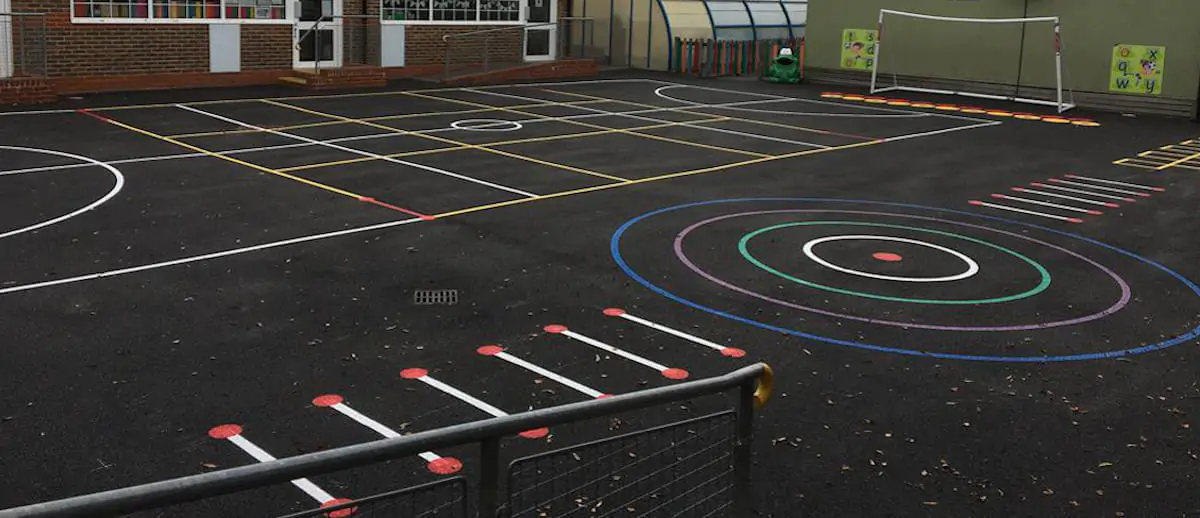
544 324 689 380
357 196 436 220
208 424 356 516
311 395 462 475
602 308 746 358
477 346 609 398
1012 186 1120 208
1047 178 1151 197
1064 174 1165 192
1029 182 1134 202
399 369 548 439
969 200 1084 223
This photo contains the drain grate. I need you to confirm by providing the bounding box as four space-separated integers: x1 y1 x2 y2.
414 289 459 306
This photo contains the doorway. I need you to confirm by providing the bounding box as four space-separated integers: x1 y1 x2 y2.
523 0 556 61
294 0 341 69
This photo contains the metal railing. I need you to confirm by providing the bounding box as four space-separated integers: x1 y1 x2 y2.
442 17 597 80
0 363 773 518
0 12 47 78
295 14 380 74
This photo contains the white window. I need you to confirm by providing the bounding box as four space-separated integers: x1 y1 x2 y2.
72 0 288 23
381 0 518 23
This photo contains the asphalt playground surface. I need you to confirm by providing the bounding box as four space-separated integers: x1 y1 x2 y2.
1 71 1198 517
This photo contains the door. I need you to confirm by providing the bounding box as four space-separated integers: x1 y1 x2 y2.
0 0 12 78
523 0 556 62
294 0 341 69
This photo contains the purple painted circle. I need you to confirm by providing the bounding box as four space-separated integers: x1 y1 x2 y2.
673 210 1131 332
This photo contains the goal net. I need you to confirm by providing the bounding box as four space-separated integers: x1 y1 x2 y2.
870 9 1075 113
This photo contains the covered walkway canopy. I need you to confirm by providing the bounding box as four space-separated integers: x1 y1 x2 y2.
661 0 807 42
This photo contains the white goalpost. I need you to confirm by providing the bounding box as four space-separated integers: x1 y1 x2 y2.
869 9 1075 113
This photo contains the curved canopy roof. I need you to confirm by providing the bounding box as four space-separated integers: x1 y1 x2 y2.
659 0 807 41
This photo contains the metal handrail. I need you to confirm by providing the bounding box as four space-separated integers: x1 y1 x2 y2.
0 363 772 518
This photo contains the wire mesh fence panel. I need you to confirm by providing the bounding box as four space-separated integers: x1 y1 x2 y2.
339 16 381 67
507 411 737 518
276 477 469 518
0 13 47 78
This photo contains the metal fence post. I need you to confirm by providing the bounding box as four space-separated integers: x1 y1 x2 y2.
483 31 490 72
732 378 756 517
478 437 502 518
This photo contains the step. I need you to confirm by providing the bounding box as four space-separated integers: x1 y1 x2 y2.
278 76 310 86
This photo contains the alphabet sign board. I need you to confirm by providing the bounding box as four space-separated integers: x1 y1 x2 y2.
1110 44 1165 95
841 29 877 71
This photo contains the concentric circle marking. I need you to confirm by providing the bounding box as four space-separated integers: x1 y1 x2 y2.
801 234 979 283
449 119 523 132
609 199 1200 362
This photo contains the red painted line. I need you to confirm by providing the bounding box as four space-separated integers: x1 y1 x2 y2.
77 109 114 123
357 196 435 220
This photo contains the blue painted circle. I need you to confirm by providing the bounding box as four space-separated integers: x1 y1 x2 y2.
610 198 1200 362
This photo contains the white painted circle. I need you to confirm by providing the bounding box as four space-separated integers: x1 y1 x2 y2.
802 235 979 283
450 119 523 132
0 146 125 240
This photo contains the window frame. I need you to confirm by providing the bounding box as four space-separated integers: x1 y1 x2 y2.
379 0 524 25
71 0 293 24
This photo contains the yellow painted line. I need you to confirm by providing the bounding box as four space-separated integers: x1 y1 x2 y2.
405 90 772 159
1169 161 1200 171
84 111 365 199
432 139 884 219
276 145 472 173
1141 150 1192 159
1154 147 1200 170
262 98 630 182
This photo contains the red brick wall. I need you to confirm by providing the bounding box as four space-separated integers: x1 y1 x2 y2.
404 25 523 66
242 25 291 69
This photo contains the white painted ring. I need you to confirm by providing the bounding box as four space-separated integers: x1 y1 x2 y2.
802 234 979 283
0 146 125 240
449 119 523 132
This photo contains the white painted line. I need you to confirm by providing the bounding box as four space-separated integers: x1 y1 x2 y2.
544 325 689 380
312 395 461 474
477 346 607 398
1048 178 1151 197
176 104 539 198
989 194 1102 215
603 308 746 358
875 120 1003 143
1011 186 1120 208
208 426 341 505
400 368 548 439
1028 182 1135 202
653 85 933 119
0 217 424 296
0 146 125 240
968 200 1083 223
467 88 832 149
1063 174 1164 192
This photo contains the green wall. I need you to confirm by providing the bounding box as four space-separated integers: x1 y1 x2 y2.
806 0 1200 101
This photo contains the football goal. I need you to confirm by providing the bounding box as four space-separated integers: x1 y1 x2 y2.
869 9 1075 113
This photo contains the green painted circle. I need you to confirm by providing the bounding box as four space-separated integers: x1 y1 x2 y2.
737 221 1052 305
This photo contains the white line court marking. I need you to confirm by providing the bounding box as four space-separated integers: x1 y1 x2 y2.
1028 181 1135 202
0 146 125 240
1063 174 1165 192
602 308 746 358
1047 178 1151 197
969 200 1083 223
207 424 353 514
544 324 689 380
653 85 932 119
400 368 549 439
878 120 1003 142
989 194 1102 215
311 395 462 474
0 217 424 295
477 345 608 398
1011 186 1120 208
176 104 540 198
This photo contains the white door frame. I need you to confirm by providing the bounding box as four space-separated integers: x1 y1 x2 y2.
293 0 343 69
0 0 13 78
522 0 556 62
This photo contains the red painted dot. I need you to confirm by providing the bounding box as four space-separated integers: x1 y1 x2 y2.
400 368 428 379
872 252 903 262
661 368 690 380
519 427 550 439
543 324 567 334
312 395 343 407
207 424 243 440
476 345 504 356
321 498 357 518
596 393 614 399
427 457 464 475
721 347 747 358
602 308 626 317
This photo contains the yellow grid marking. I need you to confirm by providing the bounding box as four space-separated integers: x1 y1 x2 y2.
1114 159 1168 170
274 118 732 173
165 98 615 139
401 91 773 159
260 99 630 182
539 88 879 142
1142 150 1193 159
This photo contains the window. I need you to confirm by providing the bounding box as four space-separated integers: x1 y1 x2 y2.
381 0 518 22
72 0 286 21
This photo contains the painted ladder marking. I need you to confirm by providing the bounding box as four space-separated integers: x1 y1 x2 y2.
989 194 1102 215
476 346 608 399
1063 174 1165 192
1011 187 1120 207
1047 178 1151 197
311 395 462 475
399 369 548 439
1028 182 1135 202
968 200 1083 223
602 308 746 358
207 425 354 516
543 325 689 380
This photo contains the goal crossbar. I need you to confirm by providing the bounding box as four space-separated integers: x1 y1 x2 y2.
870 9 1075 113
